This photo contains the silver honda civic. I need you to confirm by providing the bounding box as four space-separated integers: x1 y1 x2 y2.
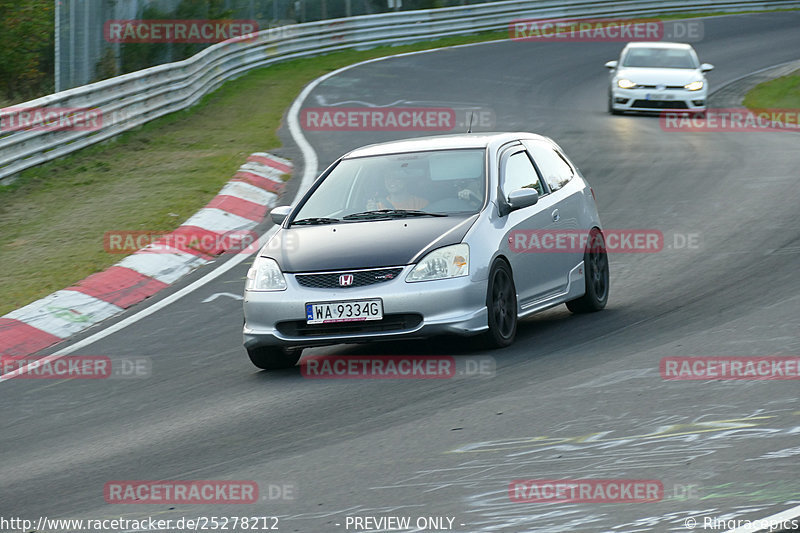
243 132 608 369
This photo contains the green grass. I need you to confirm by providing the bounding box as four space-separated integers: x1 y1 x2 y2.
743 68 800 109
0 30 507 317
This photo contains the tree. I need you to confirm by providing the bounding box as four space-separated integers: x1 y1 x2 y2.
0 0 54 101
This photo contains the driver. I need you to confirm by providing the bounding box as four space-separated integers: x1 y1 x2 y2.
367 172 428 211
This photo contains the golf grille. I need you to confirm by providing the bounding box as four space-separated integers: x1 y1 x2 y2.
631 100 689 109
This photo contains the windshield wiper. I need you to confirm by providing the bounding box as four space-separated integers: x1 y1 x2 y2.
291 217 340 226
342 209 447 220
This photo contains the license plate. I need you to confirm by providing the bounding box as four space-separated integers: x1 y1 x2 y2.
645 93 674 101
306 299 383 324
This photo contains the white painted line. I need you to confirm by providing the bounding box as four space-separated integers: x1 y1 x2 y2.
1 37 508 379
724 504 800 532
0 231 276 381
181 208 256 233
286 38 510 194
202 292 244 303
46 226 279 358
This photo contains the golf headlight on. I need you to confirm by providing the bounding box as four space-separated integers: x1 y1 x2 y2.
407 244 469 282
246 256 287 291
617 79 637 89
684 80 704 91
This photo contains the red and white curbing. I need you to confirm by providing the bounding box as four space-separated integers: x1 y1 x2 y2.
0 153 291 358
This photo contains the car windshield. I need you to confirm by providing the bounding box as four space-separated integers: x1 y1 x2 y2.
292 148 486 224
621 47 698 69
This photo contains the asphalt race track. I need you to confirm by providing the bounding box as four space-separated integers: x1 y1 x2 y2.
2 12 800 533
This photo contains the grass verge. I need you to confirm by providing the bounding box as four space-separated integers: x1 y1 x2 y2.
743 68 800 109
0 30 507 317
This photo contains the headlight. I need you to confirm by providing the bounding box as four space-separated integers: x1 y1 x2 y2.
684 80 704 91
617 79 637 89
407 244 469 282
246 256 287 291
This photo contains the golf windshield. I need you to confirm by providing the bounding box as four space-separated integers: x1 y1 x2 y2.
294 149 486 223
621 47 699 69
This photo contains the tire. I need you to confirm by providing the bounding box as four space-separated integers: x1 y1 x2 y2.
608 93 621 115
566 228 610 313
483 260 518 348
247 345 302 370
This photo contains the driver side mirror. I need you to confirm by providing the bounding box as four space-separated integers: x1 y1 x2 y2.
700 63 714 72
507 188 539 212
270 205 292 225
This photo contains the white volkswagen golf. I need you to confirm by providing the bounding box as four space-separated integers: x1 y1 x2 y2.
606 42 714 115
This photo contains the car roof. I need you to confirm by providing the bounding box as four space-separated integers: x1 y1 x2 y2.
625 41 694 50
343 132 550 158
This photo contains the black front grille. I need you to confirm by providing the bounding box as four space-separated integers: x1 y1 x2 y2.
631 100 688 109
295 268 404 289
638 85 684 90
276 314 423 337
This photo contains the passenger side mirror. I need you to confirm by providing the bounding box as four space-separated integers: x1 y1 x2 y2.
270 205 292 225
507 188 539 212
605 60 618 69
701 63 714 72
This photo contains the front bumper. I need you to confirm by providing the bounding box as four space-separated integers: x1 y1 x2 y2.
611 87 707 113
243 265 488 349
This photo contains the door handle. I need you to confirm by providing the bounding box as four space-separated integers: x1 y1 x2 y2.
552 209 560 222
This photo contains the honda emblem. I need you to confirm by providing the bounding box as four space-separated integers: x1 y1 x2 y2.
339 274 354 287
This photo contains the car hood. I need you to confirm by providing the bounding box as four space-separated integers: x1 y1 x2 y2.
616 67 703 85
263 214 478 272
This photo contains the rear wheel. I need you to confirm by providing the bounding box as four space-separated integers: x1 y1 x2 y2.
247 346 302 370
567 228 609 313
483 260 518 348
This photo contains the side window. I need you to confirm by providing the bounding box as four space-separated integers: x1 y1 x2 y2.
502 151 543 197
525 141 574 192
